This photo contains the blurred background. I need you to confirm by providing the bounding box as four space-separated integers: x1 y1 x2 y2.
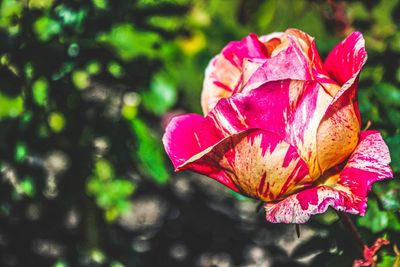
0 0 399 266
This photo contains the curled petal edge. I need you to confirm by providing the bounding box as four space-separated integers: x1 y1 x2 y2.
265 130 393 224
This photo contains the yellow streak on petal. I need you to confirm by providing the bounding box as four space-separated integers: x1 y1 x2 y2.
288 84 333 179
317 102 360 173
220 134 309 202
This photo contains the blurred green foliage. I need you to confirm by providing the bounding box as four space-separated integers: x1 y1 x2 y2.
0 0 399 266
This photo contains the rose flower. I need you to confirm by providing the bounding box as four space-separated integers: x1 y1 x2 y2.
163 29 393 223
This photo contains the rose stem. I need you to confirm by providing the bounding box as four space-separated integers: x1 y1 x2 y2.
335 210 365 255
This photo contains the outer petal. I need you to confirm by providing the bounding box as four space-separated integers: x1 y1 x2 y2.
181 129 312 202
201 33 268 114
162 113 238 191
324 32 367 86
316 33 367 172
265 130 392 224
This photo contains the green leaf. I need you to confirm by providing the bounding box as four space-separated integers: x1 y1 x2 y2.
97 24 160 61
95 159 114 181
92 0 108 9
33 16 62 42
0 93 24 119
375 83 400 107
129 118 169 184
19 177 35 197
0 0 23 33
48 112 66 133
107 61 124 78
72 70 90 90
374 180 400 211
32 77 49 107
142 72 177 114
378 255 397 267
28 0 54 10
386 135 400 172
14 142 27 162
358 199 400 233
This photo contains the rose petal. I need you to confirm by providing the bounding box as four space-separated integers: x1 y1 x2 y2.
241 36 313 93
163 113 239 191
265 130 392 223
201 33 268 114
242 30 320 93
180 129 311 201
316 80 361 173
324 32 367 87
338 130 393 213
165 80 333 196
162 114 217 168
171 79 332 173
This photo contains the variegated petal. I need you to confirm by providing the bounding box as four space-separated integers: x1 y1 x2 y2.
265 130 392 224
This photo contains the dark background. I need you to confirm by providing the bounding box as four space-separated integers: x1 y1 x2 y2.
0 0 399 266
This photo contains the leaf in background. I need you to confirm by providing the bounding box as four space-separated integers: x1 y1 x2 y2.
358 199 400 233
255 0 277 31
95 159 114 181
14 142 27 162
386 135 400 173
0 0 23 34
33 16 62 42
142 72 177 115
129 118 169 184
72 70 90 90
378 254 400 267
28 0 54 10
97 24 160 61
0 93 24 119
92 0 108 10
374 180 400 211
371 0 398 38
32 77 49 107
19 177 35 197
48 112 66 133
375 83 400 108
87 159 135 222
107 62 125 78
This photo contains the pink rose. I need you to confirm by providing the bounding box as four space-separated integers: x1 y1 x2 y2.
163 29 393 223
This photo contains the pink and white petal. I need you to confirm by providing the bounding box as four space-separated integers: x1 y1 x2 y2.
180 129 311 202
316 33 367 172
165 80 311 191
285 28 324 70
201 33 268 114
265 130 393 224
162 113 224 169
336 130 393 214
265 185 349 224
241 35 314 93
288 81 333 178
324 32 367 87
163 113 239 191
210 79 333 178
